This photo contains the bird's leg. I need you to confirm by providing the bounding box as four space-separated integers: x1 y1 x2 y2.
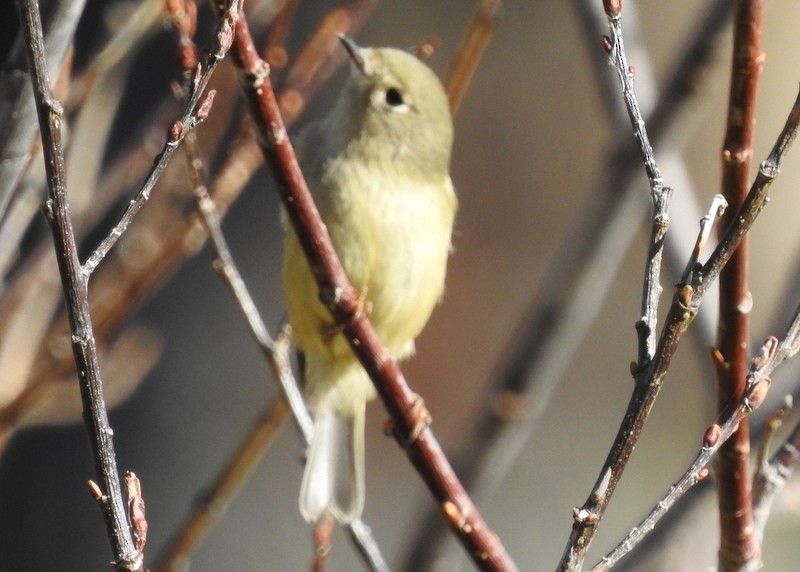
321 287 372 341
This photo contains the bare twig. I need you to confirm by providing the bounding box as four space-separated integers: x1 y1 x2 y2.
197 192 389 570
600 0 674 368
559 5 800 570
229 14 518 572
752 396 799 543
592 300 800 571
406 1 735 568
82 0 239 274
445 0 502 115
183 129 312 439
683 195 728 277
559 3 674 566
15 0 139 567
714 2 763 570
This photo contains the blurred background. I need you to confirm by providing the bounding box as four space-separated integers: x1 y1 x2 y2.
3 1 800 570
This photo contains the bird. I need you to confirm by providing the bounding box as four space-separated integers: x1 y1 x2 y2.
282 34 456 524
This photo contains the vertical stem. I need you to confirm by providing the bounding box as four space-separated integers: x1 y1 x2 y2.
715 1 763 570
15 0 138 568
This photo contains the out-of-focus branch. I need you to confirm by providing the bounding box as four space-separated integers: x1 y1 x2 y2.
445 0 501 116
0 0 85 224
155 397 292 572
752 397 799 543
276 0 380 123
714 2 763 570
229 14 518 572
15 0 140 567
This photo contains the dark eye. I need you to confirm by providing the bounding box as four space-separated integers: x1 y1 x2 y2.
385 87 405 107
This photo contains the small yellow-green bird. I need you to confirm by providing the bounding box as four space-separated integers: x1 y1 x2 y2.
283 35 456 524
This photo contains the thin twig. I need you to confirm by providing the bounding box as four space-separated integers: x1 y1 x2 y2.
82 0 240 274
183 129 312 438
714 2 763 570
683 194 728 278
15 0 140 568
600 0 672 367
558 6 800 570
592 300 800 571
176 88 387 567
559 2 673 566
406 1 735 568
752 396 798 543
229 14 518 572
201 202 389 570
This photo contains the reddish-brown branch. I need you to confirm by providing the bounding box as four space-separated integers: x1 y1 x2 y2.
228 13 518 572
715 2 763 570
445 0 501 115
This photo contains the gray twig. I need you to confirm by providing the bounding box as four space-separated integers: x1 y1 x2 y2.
15 0 140 567
559 8 800 572
592 297 800 571
82 0 240 274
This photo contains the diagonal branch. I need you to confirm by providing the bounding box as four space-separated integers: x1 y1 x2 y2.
82 0 240 274
559 4 799 569
228 13 518 572
592 299 800 571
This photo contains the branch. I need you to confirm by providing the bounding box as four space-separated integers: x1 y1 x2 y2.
752 397 799 543
592 300 800 571
406 1 735 567
153 11 389 567
82 0 239 274
155 397 292 572
229 13 518 572
559 2 674 566
559 5 798 569
445 0 501 116
15 0 139 567
714 2 763 570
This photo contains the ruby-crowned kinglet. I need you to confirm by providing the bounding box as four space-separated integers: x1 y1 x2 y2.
283 35 456 524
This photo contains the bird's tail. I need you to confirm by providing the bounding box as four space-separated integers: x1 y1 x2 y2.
299 402 365 524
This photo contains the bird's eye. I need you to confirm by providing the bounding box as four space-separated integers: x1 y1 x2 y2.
385 87 405 107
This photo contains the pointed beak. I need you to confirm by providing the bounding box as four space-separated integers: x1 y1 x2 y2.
338 33 368 76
